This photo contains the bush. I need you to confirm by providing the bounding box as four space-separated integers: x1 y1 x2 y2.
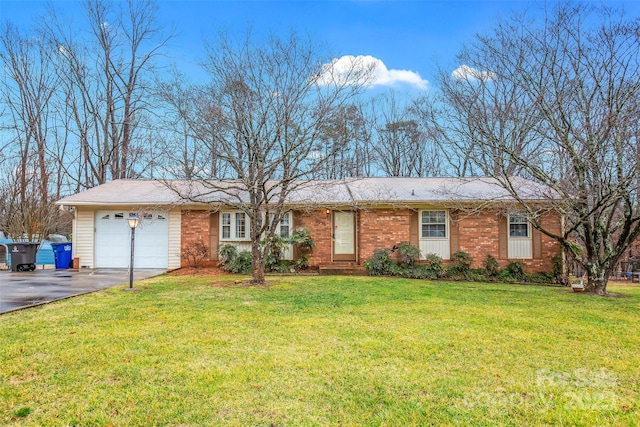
264 235 287 272
290 227 315 252
526 271 555 283
364 249 395 276
218 244 238 265
182 241 209 268
395 242 420 266
227 250 252 274
218 244 252 274
484 255 500 277
467 268 490 282
505 260 525 280
447 251 473 278
290 227 314 271
424 253 444 278
295 254 310 271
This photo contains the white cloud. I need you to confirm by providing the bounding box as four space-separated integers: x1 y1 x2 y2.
318 55 427 90
452 65 495 81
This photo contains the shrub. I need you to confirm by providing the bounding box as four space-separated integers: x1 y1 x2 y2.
290 227 315 252
290 227 314 271
264 235 287 272
506 260 525 279
497 260 526 281
395 242 421 266
364 249 395 276
227 250 252 274
467 268 490 282
484 255 500 277
218 244 252 274
424 253 444 278
526 271 555 283
295 254 310 271
181 241 209 268
218 244 238 265
447 251 473 278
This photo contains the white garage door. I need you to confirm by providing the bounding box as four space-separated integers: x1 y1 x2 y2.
95 210 169 268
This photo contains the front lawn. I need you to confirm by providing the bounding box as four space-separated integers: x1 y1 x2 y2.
1 275 639 426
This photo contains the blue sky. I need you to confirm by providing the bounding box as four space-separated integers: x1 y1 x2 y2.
2 1 640 91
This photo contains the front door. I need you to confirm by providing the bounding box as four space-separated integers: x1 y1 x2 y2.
333 211 356 261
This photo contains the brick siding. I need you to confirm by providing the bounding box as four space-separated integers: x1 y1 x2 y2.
181 210 216 268
181 207 562 273
455 210 561 273
358 208 412 263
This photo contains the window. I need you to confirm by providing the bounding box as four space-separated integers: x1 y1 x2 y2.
220 211 249 240
421 211 447 238
222 213 231 239
509 214 529 238
114 212 124 219
235 213 246 239
279 213 290 238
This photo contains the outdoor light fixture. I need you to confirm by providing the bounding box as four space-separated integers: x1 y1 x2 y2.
127 214 140 291
127 215 140 230
325 209 330 215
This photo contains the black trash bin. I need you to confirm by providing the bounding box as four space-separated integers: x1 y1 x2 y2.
51 242 73 269
9 242 40 272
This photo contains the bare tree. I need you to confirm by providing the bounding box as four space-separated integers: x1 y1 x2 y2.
372 90 441 177
163 30 371 284
312 103 374 179
44 0 170 188
155 68 231 180
0 23 59 240
432 3 640 294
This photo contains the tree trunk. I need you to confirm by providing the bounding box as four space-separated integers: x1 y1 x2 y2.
250 224 265 285
585 265 608 295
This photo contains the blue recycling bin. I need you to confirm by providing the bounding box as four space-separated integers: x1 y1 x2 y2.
51 243 73 269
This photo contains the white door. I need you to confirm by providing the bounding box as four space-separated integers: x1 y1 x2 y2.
333 211 356 261
94 210 169 268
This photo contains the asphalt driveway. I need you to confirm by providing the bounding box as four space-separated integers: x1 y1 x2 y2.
0 268 165 314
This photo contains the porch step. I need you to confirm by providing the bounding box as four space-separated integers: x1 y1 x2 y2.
319 263 369 276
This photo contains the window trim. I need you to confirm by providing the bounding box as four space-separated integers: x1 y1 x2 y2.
219 210 250 241
419 210 448 240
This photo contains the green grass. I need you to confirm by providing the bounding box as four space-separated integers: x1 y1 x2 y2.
1 275 639 426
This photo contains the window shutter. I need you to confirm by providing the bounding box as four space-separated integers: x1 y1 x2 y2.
410 210 419 247
499 215 508 259
449 210 459 255
292 210 299 260
209 212 219 260
532 227 542 259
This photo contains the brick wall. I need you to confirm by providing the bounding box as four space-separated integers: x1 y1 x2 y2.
358 209 412 263
293 209 332 266
180 207 562 273
455 209 561 273
181 210 216 268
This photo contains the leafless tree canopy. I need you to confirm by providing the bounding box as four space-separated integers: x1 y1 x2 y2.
0 23 60 240
159 30 372 283
0 0 170 240
421 3 640 294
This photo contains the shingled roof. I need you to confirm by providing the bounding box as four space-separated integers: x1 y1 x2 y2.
57 177 554 207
